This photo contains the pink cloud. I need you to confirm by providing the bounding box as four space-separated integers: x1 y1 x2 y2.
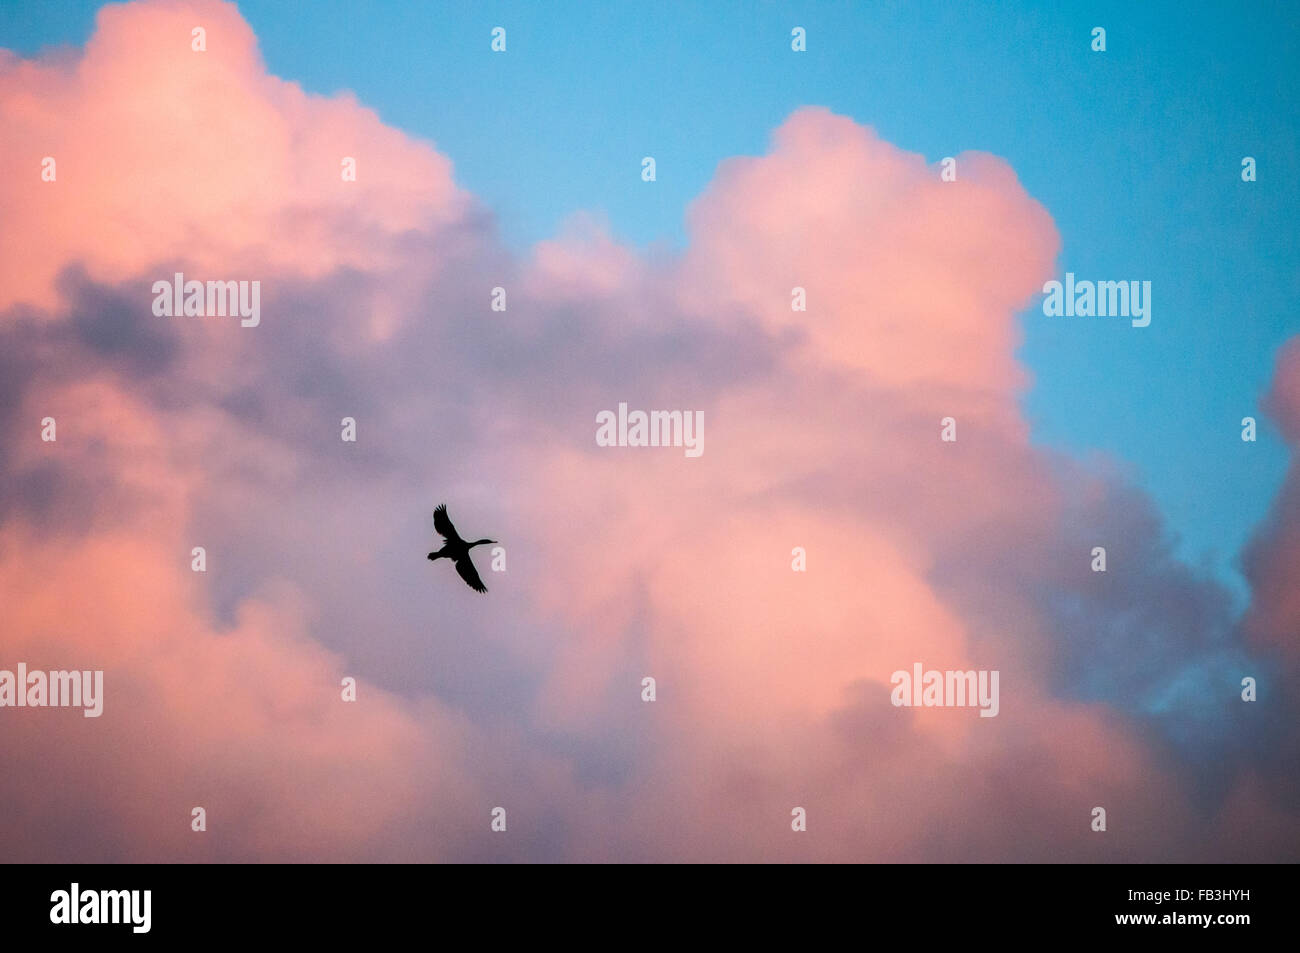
0 0 1294 863
1242 337 1300 666
0 0 468 315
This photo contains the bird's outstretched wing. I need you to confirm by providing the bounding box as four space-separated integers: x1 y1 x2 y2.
453 555 487 593
433 503 462 543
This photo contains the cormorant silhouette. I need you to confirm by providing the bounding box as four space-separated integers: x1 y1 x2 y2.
427 504 497 593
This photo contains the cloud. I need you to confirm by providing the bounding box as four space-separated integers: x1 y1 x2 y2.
0 0 468 317
1243 338 1300 668
0 0 1295 861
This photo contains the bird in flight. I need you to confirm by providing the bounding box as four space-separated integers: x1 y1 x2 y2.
427 504 497 593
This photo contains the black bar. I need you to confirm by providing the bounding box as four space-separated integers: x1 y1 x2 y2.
5 863 1284 941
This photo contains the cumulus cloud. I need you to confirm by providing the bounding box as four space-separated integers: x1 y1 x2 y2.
1243 337 1300 667
0 0 1295 861
0 0 468 317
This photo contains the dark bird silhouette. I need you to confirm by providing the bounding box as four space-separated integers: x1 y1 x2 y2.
427 504 497 593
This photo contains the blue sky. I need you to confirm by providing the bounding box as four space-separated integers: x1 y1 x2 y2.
4 0 1296 601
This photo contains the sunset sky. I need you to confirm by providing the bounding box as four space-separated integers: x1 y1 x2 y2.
1 0 1297 862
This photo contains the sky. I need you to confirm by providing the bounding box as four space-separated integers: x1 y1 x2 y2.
6 0 1297 604
0 0 1298 862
